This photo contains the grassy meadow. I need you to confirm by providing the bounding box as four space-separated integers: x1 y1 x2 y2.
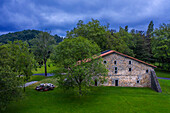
2 78 170 113
155 69 170 78
3 61 169 113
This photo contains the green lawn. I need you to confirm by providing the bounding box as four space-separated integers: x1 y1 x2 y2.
32 60 57 74
155 69 170 78
2 79 170 113
27 75 47 82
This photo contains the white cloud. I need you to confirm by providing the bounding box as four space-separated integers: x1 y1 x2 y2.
41 12 85 25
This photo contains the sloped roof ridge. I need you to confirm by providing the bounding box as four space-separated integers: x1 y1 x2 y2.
100 50 157 68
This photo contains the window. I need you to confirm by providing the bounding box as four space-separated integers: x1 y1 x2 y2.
146 70 149 73
114 61 117 64
103 60 107 64
115 67 118 74
129 61 132 64
137 80 140 83
129 68 131 72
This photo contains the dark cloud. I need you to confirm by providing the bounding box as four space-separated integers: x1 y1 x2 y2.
0 0 170 36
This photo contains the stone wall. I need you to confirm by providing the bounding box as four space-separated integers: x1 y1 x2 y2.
102 53 154 87
151 70 162 92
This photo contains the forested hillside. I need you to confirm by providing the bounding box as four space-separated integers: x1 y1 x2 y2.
0 30 41 43
0 30 63 44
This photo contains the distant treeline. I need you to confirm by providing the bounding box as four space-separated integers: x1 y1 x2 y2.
0 29 63 44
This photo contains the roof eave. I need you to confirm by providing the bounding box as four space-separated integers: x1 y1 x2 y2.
100 50 157 68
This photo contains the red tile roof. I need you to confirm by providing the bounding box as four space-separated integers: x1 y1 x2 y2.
100 50 157 68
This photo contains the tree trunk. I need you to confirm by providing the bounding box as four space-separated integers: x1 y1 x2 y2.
44 60 47 77
79 84 82 96
24 79 25 92
161 57 164 69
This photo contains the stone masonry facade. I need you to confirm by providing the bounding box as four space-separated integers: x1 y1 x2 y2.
102 53 155 87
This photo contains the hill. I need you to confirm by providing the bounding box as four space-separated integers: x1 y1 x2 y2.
0 30 63 44
0 30 41 43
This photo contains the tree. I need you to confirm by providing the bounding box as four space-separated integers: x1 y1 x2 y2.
0 66 22 110
31 32 56 77
107 27 135 57
0 41 34 110
66 19 108 51
3 41 35 91
125 25 128 32
0 41 35 76
51 37 108 95
54 34 63 44
152 23 170 70
133 34 146 60
142 21 154 62
130 29 135 35
147 21 154 37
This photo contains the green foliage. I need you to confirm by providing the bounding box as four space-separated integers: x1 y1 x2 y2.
0 40 35 78
51 37 108 95
125 25 128 32
66 19 108 51
128 27 154 62
155 69 170 78
107 21 154 63
0 30 41 44
108 28 135 56
133 34 146 60
0 40 34 110
0 30 63 45
0 66 22 110
147 21 154 37
54 34 63 44
51 36 100 67
152 23 170 70
66 19 137 57
31 32 56 76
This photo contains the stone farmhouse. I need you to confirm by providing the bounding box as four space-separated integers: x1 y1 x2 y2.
97 50 162 92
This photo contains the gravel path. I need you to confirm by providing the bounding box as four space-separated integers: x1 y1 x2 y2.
24 81 38 87
157 77 170 80
33 73 54 77
23 73 54 87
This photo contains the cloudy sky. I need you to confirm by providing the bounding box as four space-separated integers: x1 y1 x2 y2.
0 0 170 36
